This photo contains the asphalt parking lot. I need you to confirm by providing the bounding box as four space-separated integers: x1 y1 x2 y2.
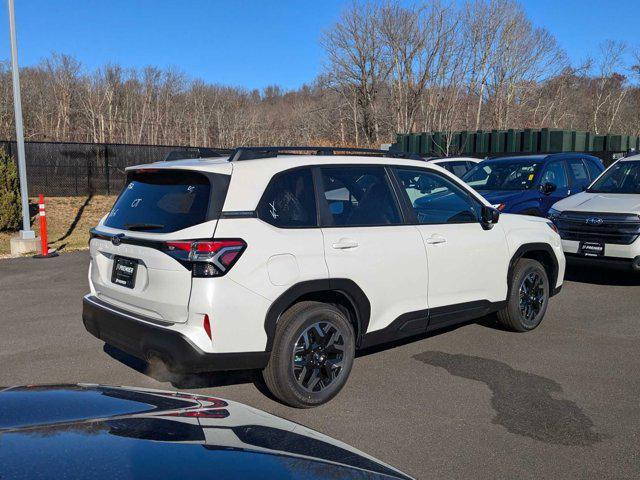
1 251 639 479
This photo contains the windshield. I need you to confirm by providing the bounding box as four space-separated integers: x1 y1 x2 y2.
588 160 640 194
463 160 540 191
104 170 229 233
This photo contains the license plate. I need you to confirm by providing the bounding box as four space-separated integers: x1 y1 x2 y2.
111 256 138 289
578 241 605 257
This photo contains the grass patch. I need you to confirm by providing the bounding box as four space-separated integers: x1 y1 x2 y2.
0 195 116 256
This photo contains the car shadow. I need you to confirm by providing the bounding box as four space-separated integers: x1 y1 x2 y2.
414 351 604 446
565 262 640 286
355 319 489 358
103 344 260 390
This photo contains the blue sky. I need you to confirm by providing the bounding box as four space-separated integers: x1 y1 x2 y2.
0 0 638 90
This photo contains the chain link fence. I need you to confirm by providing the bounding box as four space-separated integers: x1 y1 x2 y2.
0 140 201 197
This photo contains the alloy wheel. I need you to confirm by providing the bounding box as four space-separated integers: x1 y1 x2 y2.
292 322 345 393
519 270 546 326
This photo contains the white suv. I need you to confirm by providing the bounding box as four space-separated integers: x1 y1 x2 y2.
83 147 565 408
549 153 640 270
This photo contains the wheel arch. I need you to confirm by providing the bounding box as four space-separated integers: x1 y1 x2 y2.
507 243 560 296
264 279 371 351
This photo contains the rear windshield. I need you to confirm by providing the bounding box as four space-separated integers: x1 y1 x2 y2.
104 170 229 233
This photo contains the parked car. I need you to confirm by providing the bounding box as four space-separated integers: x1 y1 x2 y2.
83 146 565 408
548 153 640 271
0 384 412 479
424 156 481 178
462 153 605 216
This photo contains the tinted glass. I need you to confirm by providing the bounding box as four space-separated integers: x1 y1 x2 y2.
395 168 478 224
104 170 222 233
441 161 472 178
588 160 640 194
584 159 603 181
257 168 317 227
566 159 590 190
320 166 400 226
540 161 568 189
463 160 540 191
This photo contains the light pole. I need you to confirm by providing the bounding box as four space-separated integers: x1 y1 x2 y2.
7 0 34 240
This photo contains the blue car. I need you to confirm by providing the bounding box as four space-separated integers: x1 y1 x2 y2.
461 153 605 216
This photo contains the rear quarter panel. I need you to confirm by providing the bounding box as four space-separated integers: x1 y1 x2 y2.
205 217 328 352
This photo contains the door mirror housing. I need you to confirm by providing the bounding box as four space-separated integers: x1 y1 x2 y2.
481 205 500 230
539 182 557 195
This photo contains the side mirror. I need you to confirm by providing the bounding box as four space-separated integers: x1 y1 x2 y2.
481 205 500 230
539 182 557 195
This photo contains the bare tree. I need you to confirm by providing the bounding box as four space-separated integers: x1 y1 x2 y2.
0 1 638 150
322 1 387 144
590 40 628 134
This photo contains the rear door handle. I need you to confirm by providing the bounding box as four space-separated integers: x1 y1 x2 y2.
425 235 447 245
332 238 359 250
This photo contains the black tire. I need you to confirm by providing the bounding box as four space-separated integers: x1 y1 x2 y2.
497 258 550 332
262 301 355 408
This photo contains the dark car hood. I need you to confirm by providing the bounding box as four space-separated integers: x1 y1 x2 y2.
475 189 528 205
0 384 411 480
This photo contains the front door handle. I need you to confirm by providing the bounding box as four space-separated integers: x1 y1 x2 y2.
425 235 447 245
332 238 359 250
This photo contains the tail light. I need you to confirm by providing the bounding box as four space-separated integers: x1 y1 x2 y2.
164 239 246 277
166 408 230 419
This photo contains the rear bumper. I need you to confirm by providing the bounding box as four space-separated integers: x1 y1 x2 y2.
82 295 269 373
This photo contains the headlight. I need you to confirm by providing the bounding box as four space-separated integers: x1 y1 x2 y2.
546 221 559 234
547 207 560 221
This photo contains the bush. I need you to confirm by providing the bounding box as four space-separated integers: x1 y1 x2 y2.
0 148 22 232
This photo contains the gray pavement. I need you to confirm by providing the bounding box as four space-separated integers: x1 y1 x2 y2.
1 251 639 479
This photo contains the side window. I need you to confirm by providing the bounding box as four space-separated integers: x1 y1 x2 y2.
584 159 603 181
257 168 317 228
566 158 590 190
320 166 401 226
540 161 568 189
447 161 471 178
394 167 479 225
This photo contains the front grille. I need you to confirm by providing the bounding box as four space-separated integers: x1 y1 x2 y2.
556 211 640 245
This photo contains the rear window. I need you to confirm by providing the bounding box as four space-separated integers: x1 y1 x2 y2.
104 170 229 233
441 161 473 178
257 168 317 228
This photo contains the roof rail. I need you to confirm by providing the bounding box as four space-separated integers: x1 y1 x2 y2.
228 146 423 162
163 147 234 162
